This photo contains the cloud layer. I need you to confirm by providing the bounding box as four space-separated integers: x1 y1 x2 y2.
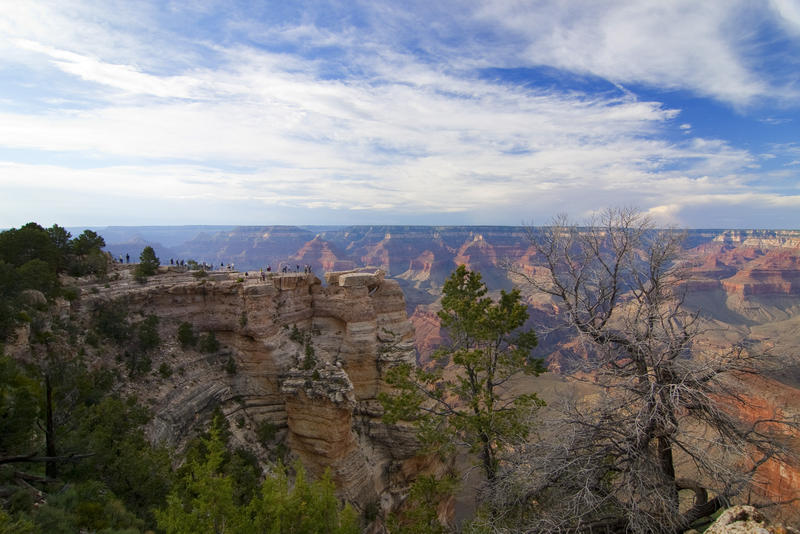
1 1 799 227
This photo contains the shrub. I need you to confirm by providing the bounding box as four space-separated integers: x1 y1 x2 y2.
198 332 219 353
158 362 172 378
137 315 160 352
256 421 277 444
289 324 303 343
61 286 80 301
93 301 130 343
177 322 196 348
125 352 151 378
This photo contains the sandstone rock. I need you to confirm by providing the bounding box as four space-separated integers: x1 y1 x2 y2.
70 266 425 514
705 505 799 534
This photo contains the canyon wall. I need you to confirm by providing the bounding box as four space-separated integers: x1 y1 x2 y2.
75 266 429 513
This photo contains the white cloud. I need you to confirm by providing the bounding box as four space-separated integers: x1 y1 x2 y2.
0 1 797 227
771 0 800 35
474 0 793 107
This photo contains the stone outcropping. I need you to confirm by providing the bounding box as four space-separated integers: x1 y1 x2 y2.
77 266 425 514
702 505 799 534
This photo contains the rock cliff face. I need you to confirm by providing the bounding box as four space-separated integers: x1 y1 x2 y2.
76 266 426 513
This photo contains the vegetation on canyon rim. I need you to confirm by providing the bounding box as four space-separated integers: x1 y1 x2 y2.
0 215 798 533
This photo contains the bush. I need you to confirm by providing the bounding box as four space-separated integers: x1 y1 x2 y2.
124 351 151 378
93 301 130 343
225 357 237 375
289 324 303 343
177 322 196 348
137 315 160 352
255 421 277 444
158 362 172 378
198 332 219 353
61 286 80 301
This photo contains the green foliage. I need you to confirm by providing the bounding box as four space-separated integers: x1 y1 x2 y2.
0 508 36 534
256 420 278 444
380 265 545 483
123 351 151 378
247 464 359 534
47 224 72 269
136 314 160 352
0 222 59 269
159 420 358 534
177 322 196 348
0 351 171 532
16 259 60 299
198 331 220 353
289 324 304 343
0 222 108 339
224 357 237 375
158 362 173 378
387 475 456 534
93 300 130 344
156 425 244 534
67 230 108 277
0 355 41 456
60 285 79 301
30 481 145 534
134 246 159 281
71 230 105 256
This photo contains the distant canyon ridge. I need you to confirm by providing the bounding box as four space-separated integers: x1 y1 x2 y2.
96 224 800 356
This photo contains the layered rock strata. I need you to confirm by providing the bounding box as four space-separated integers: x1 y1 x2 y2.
77 266 423 512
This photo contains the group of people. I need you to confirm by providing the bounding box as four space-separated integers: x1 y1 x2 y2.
113 254 316 277
263 264 314 274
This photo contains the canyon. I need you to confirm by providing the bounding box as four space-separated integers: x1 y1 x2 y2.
83 225 800 517
9 264 443 521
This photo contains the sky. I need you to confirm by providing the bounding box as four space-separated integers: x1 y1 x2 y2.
1 1 800 229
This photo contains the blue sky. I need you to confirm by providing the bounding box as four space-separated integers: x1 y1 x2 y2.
1 0 799 228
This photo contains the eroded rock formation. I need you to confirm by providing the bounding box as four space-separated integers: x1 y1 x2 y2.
72 266 427 514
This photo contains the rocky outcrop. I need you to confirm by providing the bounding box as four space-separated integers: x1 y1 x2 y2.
74 266 425 514
702 505 799 534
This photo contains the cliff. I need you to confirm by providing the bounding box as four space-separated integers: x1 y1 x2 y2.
63 265 430 515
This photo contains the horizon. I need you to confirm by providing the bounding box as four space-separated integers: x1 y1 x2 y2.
2 2 800 229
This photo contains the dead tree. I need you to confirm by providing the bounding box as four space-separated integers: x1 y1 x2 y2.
487 208 798 534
